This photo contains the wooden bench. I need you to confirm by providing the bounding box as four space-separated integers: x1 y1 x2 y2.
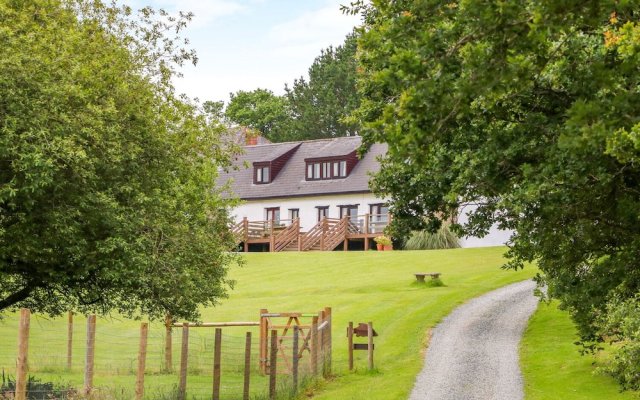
414 273 441 282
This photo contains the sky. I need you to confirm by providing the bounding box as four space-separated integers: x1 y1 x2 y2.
127 0 361 103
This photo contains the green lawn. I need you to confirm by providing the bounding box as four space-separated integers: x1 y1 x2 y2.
0 248 536 399
521 301 639 400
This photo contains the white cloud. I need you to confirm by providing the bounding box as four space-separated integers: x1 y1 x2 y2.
129 0 246 28
269 2 359 48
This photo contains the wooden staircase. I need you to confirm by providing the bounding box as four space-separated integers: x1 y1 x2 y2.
272 219 300 252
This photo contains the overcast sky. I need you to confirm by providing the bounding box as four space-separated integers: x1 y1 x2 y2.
127 0 361 104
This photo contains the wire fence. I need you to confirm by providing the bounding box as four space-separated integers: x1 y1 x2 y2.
0 308 333 400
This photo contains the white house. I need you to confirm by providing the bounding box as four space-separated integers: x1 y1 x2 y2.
218 135 510 251
218 136 389 251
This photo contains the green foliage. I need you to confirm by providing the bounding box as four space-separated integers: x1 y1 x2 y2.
285 32 360 139
0 372 75 399
223 32 361 143
224 89 293 142
404 224 460 251
0 0 240 320
350 0 640 389
598 294 640 390
373 235 391 246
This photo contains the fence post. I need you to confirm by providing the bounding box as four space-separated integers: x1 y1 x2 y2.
212 328 222 400
259 308 268 374
243 217 249 252
269 330 278 399
270 220 275 252
164 314 172 373
364 213 370 250
66 311 73 370
311 316 318 376
368 321 374 370
348 322 354 371
325 307 332 376
320 217 326 250
243 332 252 400
84 314 96 395
292 325 299 395
15 308 30 400
135 322 149 400
318 309 326 375
178 323 189 400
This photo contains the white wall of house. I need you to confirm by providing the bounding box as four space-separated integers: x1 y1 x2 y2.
456 204 513 248
232 195 512 248
232 193 386 232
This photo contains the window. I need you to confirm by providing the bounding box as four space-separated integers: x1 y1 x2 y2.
316 206 329 221
265 207 280 223
369 204 389 233
339 205 359 221
369 204 389 220
255 166 270 183
306 159 348 180
289 208 299 220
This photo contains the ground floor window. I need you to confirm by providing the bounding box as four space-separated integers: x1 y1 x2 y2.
339 205 359 220
316 206 329 221
289 208 299 221
265 207 280 223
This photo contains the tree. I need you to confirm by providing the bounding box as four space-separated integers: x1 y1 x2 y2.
0 0 241 320
285 32 360 139
351 0 640 388
224 89 293 142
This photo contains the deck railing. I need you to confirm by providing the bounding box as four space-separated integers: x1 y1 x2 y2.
232 214 390 252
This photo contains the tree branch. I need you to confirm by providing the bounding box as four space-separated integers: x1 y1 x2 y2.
0 285 35 311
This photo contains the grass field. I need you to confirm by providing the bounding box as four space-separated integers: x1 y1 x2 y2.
0 248 536 399
521 302 639 400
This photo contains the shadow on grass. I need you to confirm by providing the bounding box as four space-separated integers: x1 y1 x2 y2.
411 278 446 288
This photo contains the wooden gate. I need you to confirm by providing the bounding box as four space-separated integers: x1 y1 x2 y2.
259 308 332 375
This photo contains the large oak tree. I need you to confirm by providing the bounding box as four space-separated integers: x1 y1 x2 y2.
0 0 240 320
351 0 640 388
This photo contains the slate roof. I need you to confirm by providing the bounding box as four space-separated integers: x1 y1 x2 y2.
217 136 387 200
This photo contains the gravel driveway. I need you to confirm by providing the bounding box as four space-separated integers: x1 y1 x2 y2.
409 280 538 400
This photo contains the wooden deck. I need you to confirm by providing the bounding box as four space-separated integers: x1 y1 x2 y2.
231 214 390 252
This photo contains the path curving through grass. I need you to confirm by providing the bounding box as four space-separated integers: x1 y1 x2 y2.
409 280 538 400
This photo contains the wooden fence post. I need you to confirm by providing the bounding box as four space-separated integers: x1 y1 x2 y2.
243 217 249 252
292 326 299 395
318 309 325 374
259 308 268 374
364 213 370 250
347 322 354 371
84 314 96 395
269 330 278 399
212 328 222 400
164 314 172 373
178 323 189 400
243 332 252 400
269 220 275 252
15 308 30 400
311 316 318 376
66 311 73 370
368 321 374 370
135 322 149 400
325 307 332 376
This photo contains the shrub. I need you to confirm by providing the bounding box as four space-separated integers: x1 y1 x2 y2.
598 294 640 390
0 371 75 400
403 224 460 250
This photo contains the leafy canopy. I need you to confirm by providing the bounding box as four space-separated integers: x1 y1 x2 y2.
0 0 241 320
351 0 640 388
224 32 361 142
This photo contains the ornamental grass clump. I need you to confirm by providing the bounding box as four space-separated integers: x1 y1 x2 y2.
404 224 460 250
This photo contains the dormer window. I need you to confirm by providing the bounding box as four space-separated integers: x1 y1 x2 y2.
306 159 348 180
256 166 270 183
